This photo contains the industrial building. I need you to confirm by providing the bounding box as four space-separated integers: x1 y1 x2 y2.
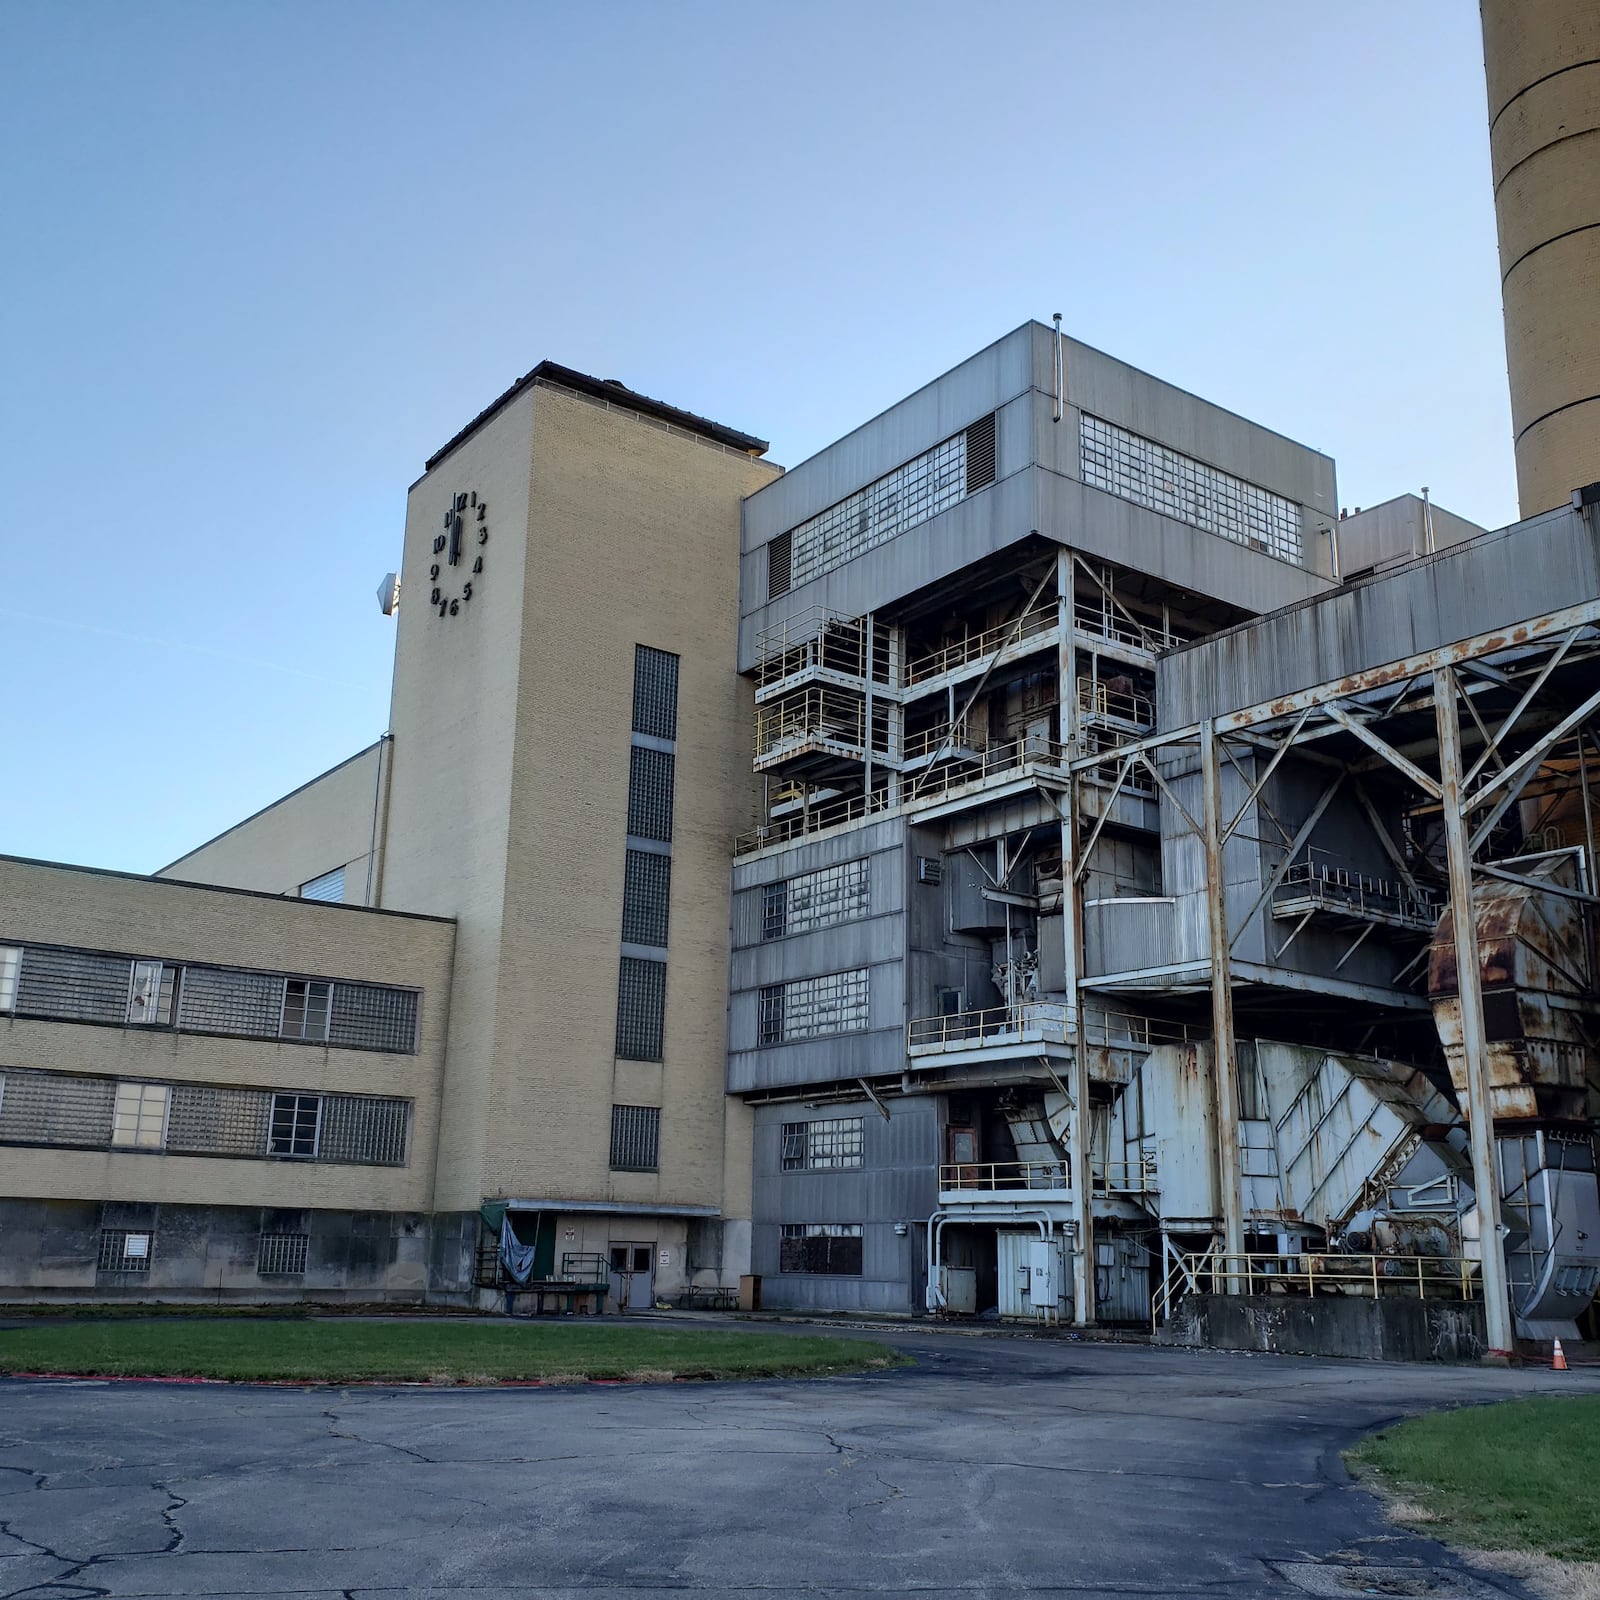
1 7 1597 1357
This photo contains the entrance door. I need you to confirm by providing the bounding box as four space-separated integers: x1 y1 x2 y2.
609 1244 655 1311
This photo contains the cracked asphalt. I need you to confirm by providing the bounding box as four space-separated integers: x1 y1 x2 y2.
2 1323 1596 1598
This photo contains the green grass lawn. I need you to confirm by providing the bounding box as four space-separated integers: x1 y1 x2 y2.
1350 1395 1600 1561
0 1318 901 1385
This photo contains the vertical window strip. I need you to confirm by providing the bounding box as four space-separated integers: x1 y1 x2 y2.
615 956 667 1061
632 645 680 741
621 849 672 948
627 746 676 843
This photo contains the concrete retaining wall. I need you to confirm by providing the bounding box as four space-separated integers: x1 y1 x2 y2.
1156 1294 1488 1363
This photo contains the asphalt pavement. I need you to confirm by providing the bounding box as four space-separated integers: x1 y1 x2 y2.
1 1321 1595 1599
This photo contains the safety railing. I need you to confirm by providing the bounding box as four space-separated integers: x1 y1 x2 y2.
754 609 869 692
1072 595 1195 653
1077 680 1155 729
754 685 868 766
1093 1154 1161 1194
734 788 894 856
1272 852 1442 932
908 1001 1071 1051
905 603 1058 687
1154 1249 1481 1325
1076 725 1159 794
940 1159 1070 1193
906 731 1069 799
1081 1011 1195 1050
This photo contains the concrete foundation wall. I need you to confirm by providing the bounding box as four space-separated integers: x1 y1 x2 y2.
1157 1293 1488 1363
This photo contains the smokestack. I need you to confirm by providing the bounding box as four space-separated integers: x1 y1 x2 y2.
1480 2 1600 517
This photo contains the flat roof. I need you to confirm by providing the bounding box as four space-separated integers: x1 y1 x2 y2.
424 360 770 471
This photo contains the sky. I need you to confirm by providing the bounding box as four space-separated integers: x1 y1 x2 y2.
0 1 1513 876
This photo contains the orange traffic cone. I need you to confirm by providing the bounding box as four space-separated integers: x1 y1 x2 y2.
1553 1338 1569 1370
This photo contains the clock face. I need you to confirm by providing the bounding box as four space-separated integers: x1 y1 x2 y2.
428 490 487 618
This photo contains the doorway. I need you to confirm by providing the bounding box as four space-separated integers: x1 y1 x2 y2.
608 1243 655 1311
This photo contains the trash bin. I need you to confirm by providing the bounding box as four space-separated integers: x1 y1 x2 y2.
738 1273 761 1312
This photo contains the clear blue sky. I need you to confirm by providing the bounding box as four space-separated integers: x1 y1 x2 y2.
1 1 1511 875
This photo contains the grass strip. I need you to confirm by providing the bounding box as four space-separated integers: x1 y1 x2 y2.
0 1319 899 1384
1349 1396 1600 1562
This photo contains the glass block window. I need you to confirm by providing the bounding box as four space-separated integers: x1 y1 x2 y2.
13 946 131 1024
632 645 680 741
167 1083 272 1157
0 1069 116 1147
317 1095 410 1166
111 1082 170 1149
781 1117 864 1171
758 969 869 1045
779 1223 863 1275
621 849 672 948
258 1232 309 1275
98 1229 153 1272
280 979 331 1042
627 746 676 843
610 1104 661 1171
0 946 18 1011
178 966 283 1038
1079 414 1303 564
299 866 345 903
126 960 178 1027
327 983 419 1054
268 1092 321 1157
761 860 869 940
615 956 667 1061
785 420 992 590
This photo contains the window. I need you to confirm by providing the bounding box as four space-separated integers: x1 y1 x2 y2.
268 1092 321 1157
758 970 869 1045
632 645 680 741
0 946 18 1011
299 866 345 903
779 1223 863 1275
627 746 676 842
781 1117 864 1172
111 1082 170 1149
615 956 667 1061
126 960 178 1027
98 1229 153 1272
760 860 869 941
610 1104 661 1171
621 849 672 948
783 419 993 590
326 983 418 1054
316 1095 410 1165
258 1232 309 1275
1079 414 1303 564
280 979 331 1042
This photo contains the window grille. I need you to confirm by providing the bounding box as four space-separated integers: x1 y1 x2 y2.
766 530 792 599
762 860 869 941
779 1223 863 1275
178 965 282 1038
1079 414 1303 564
609 1104 661 1171
328 983 418 1054
268 1092 321 1157
299 866 345 903
14 946 131 1024
0 945 19 1011
0 1069 115 1147
759 969 868 1045
626 746 676 843
784 425 980 590
632 645 680 741
127 960 178 1027
258 1232 309 1275
781 1117 864 1171
111 1082 170 1149
621 849 672 948
317 1095 410 1166
98 1229 153 1272
280 979 331 1042
965 412 997 491
615 956 667 1061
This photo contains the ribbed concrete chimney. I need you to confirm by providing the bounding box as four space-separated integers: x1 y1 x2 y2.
1481 1 1600 516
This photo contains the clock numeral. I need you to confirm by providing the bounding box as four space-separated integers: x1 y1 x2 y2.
430 587 441 605
443 511 452 531
469 491 477 508
449 598 460 616
476 502 487 521
432 534 447 555
462 582 473 603
438 599 449 616
478 527 489 545
472 555 483 574
429 563 440 580
455 492 468 512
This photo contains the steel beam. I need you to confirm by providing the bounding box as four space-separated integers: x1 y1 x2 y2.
1434 667 1514 1356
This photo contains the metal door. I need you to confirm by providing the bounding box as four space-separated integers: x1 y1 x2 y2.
997 1231 1034 1319
609 1244 655 1311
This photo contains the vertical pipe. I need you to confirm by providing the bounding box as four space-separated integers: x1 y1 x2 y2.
863 615 876 805
1421 486 1436 555
1053 313 1064 424
1579 730 1596 894
1434 666 1516 1355
1057 547 1094 1324
1200 721 1247 1281
1329 522 1343 583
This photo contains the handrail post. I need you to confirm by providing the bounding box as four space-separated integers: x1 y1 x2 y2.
1372 1255 1379 1299
1308 1256 1316 1297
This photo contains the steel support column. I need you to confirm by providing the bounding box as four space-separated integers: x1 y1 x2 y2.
1200 721 1246 1279
1434 666 1515 1355
1057 547 1095 1325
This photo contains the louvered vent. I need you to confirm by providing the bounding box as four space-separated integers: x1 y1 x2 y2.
965 412 997 492
767 530 792 599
